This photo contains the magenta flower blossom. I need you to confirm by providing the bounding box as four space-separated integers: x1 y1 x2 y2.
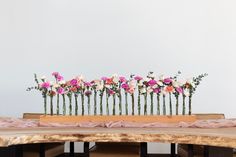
108 89 115 95
153 88 161 94
148 79 157 86
163 78 172 84
56 75 64 81
70 79 78 86
134 76 143 81
101 77 108 81
52 72 59 77
85 90 92 96
119 76 126 83
57 87 65 94
84 82 92 87
40 82 50 89
121 83 129 90
176 87 183 94
52 72 64 81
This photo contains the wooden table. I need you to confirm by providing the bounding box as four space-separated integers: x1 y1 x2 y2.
0 127 236 157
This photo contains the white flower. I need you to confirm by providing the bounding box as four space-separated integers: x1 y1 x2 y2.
129 80 136 86
157 81 163 86
112 73 118 78
77 75 84 81
172 81 183 87
138 80 144 86
152 84 158 88
96 84 104 90
41 76 46 80
184 89 190 97
186 78 194 84
140 88 146 94
50 81 54 86
53 83 59 88
148 73 155 78
161 89 167 96
112 76 119 84
58 80 66 85
158 75 164 80
147 87 153 93
144 77 151 82
105 84 111 88
186 78 196 88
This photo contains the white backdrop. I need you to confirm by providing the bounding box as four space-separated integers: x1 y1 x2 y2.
1 0 236 153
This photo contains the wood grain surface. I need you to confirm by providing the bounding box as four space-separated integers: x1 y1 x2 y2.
0 127 236 148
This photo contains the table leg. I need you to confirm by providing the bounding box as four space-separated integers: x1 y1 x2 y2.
171 143 176 157
187 144 194 157
84 142 90 157
140 142 147 157
14 145 23 157
204 145 209 157
39 143 45 157
70 142 74 156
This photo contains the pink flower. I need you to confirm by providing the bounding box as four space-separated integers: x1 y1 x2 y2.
128 88 135 94
56 75 64 81
101 77 108 81
176 87 183 94
52 72 64 81
148 79 157 86
153 88 161 94
84 82 92 87
40 82 50 89
108 89 115 95
85 90 92 96
52 72 59 77
57 87 65 94
121 83 129 90
163 78 172 84
70 79 78 86
134 76 143 81
119 76 126 83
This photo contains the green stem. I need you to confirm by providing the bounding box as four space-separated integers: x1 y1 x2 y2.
62 94 66 115
189 96 192 115
182 95 186 115
81 93 84 115
138 91 141 115
43 94 47 115
113 94 116 115
150 93 154 115
169 93 172 116
176 95 179 115
106 93 109 115
131 94 134 115
125 92 128 115
100 92 103 115
75 94 78 115
94 91 97 115
50 96 53 116
87 96 90 115
56 94 59 115
119 90 122 115
163 95 166 115
157 94 160 115
69 95 72 116
144 93 147 115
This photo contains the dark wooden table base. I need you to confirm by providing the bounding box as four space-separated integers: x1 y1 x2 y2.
0 142 234 157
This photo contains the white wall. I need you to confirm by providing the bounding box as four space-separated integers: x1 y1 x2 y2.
1 0 236 153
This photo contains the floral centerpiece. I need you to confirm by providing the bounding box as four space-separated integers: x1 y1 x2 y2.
27 72 207 123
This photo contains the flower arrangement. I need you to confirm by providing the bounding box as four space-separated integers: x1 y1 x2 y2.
27 72 207 116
